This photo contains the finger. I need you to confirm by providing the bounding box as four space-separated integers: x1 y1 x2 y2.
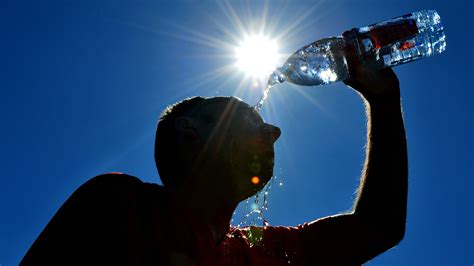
342 34 360 86
342 28 358 38
344 40 359 70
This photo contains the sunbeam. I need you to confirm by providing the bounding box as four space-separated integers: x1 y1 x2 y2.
142 0 342 114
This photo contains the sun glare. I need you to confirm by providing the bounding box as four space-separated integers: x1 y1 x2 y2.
161 1 325 112
235 34 279 79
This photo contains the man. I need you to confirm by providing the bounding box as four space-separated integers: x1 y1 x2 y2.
21 45 407 265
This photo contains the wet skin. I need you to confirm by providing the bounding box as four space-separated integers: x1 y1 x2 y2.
181 98 281 202
166 97 282 242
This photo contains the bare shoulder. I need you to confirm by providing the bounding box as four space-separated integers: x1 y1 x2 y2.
79 172 144 193
52 173 140 210
21 173 163 265
70 173 166 215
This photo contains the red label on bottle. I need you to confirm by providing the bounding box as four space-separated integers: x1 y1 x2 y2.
400 40 416 50
370 19 418 49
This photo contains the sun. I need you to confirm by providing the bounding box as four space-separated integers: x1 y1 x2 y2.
235 34 280 79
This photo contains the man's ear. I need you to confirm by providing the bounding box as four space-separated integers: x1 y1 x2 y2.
174 117 200 140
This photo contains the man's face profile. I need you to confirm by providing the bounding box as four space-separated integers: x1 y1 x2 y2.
176 97 281 201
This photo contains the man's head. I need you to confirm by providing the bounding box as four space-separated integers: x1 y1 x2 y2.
155 96 280 201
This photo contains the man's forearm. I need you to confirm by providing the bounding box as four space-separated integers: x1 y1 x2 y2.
353 95 408 239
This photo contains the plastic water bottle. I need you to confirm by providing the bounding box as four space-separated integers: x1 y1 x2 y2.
269 10 446 87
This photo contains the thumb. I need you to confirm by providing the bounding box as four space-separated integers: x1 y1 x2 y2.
342 32 362 89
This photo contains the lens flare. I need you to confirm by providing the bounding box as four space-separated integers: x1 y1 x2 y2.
251 176 260 184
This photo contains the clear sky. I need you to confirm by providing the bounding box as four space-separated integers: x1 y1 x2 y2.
1 0 472 265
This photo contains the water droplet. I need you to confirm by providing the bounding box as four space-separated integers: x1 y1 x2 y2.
232 174 285 228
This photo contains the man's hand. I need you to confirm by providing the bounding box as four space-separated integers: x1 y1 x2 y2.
342 29 400 102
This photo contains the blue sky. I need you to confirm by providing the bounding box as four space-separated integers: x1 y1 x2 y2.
1 0 472 265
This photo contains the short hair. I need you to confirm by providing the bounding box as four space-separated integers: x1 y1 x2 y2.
154 96 206 187
154 96 241 187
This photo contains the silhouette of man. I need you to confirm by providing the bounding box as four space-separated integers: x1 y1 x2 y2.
21 44 407 265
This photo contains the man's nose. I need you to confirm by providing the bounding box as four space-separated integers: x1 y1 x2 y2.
263 124 281 143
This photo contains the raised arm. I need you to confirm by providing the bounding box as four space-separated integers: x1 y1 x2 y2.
350 69 407 240
299 42 408 265
345 43 408 242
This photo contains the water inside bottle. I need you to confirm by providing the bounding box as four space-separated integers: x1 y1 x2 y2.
280 37 347 86
253 37 349 111
358 10 446 68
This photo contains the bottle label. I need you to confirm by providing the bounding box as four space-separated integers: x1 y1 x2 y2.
370 19 419 49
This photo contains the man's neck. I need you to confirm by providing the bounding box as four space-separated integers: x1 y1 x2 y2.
171 183 238 243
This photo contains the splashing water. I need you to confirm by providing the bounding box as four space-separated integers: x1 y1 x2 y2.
254 85 271 112
231 175 284 230
253 70 286 111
